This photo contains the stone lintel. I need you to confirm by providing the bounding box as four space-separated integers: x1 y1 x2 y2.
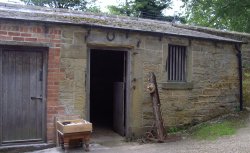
0 40 50 48
87 42 134 49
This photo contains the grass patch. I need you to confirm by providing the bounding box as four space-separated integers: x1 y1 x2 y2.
191 112 248 140
192 121 236 140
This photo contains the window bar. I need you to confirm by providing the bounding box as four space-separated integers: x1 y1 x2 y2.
173 46 176 81
179 47 182 81
181 48 184 81
176 46 179 81
175 46 177 81
170 46 173 81
168 46 171 81
166 48 169 79
180 47 183 81
178 46 181 81
172 46 176 81
183 47 186 81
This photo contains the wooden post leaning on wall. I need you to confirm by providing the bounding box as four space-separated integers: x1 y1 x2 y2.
146 72 166 142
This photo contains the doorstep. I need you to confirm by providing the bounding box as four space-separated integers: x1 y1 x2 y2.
0 143 55 153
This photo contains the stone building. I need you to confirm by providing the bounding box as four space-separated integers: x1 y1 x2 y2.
0 3 243 147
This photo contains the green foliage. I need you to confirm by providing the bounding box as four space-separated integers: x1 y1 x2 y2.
133 0 171 19
167 126 185 133
182 0 250 32
192 116 247 140
21 0 92 10
107 5 132 16
86 6 101 13
168 127 179 133
108 0 171 18
107 0 186 23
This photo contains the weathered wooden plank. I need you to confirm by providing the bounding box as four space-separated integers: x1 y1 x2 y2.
113 82 125 136
3 51 23 141
36 51 43 139
3 51 16 141
4 51 10 141
22 52 31 140
2 51 8 142
10 51 16 141
15 51 23 140
30 51 38 139
41 50 47 141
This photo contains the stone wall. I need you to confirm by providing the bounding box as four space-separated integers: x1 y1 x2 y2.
0 20 240 142
174 24 250 107
59 26 87 117
141 37 239 130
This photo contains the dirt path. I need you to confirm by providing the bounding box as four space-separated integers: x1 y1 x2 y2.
29 114 250 153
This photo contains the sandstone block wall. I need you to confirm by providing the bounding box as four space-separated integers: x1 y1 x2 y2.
141 38 239 130
59 26 87 117
174 25 250 107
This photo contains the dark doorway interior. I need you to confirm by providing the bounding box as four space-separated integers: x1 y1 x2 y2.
90 49 126 136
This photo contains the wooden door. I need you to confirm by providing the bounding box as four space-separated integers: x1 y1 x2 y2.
113 82 125 136
0 48 45 145
113 51 126 136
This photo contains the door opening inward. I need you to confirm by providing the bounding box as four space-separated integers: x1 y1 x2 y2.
89 49 127 136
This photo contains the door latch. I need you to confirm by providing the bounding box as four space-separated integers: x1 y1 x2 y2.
39 70 43 81
31 96 43 100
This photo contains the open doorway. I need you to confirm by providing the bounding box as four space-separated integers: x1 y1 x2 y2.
89 49 127 136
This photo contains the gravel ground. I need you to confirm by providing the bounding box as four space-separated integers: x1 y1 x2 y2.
28 114 250 153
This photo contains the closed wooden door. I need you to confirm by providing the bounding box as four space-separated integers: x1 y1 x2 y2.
0 48 45 145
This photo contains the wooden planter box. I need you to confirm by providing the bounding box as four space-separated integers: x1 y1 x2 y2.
57 119 92 134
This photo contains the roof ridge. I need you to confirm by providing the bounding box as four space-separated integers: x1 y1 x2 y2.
0 2 173 25
0 2 242 43
174 23 250 37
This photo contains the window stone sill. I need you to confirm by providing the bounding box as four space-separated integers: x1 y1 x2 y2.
160 82 193 90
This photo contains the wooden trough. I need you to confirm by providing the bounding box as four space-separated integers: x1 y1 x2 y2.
56 119 92 151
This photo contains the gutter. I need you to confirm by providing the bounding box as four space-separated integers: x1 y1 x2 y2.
235 44 243 111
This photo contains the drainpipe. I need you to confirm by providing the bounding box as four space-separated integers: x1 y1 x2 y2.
235 43 243 111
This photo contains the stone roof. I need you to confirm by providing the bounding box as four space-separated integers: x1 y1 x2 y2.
173 24 250 43
0 3 242 43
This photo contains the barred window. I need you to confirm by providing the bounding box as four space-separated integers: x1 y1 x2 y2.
166 45 186 82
